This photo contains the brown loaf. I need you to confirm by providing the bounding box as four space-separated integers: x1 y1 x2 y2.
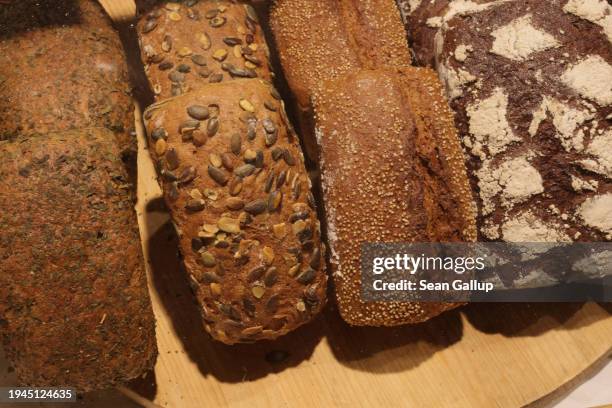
138 1 327 344
403 0 612 242
0 130 156 390
137 0 273 101
0 0 135 156
0 0 157 391
313 68 477 326
269 0 411 159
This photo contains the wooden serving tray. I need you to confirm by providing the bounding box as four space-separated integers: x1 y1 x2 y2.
0 106 611 408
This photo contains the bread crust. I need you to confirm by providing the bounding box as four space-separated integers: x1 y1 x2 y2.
313 68 476 326
143 79 327 343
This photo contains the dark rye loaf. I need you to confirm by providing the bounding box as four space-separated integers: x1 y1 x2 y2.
313 68 477 326
402 0 612 242
0 0 134 156
137 0 273 100
0 0 157 391
139 1 327 344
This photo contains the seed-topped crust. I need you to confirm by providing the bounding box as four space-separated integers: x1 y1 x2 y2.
0 129 157 391
0 0 133 154
144 79 327 344
138 0 273 100
270 0 411 159
313 68 476 326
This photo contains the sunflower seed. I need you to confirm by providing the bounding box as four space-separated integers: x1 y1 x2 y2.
265 130 278 147
244 149 257 162
289 211 309 223
245 4 259 23
252 285 265 299
162 35 173 52
165 148 179 170
244 199 267 215
229 67 254 78
310 247 321 269
242 326 263 336
178 166 197 185
198 67 211 78
221 62 234 72
221 153 234 171
212 48 228 61
235 164 255 178
268 191 282 212
187 105 209 120
244 54 262 66
161 169 177 181
223 37 242 46
243 297 256 317
264 267 278 287
239 99 255 112
270 87 281 100
247 266 265 282
297 267 315 284
155 138 167 155
271 147 283 161
265 295 280 313
229 178 242 195
264 101 277 112
247 121 257 140
283 149 295 166
208 165 228 186
192 237 203 251
207 117 219 136
209 153 222 168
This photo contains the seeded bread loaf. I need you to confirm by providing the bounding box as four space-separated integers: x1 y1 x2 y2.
143 79 327 343
269 0 411 159
0 0 134 156
313 68 477 326
404 0 612 242
0 0 157 391
0 130 157 391
138 0 272 100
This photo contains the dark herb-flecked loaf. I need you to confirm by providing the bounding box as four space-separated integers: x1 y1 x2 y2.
0 130 157 391
143 79 327 344
0 0 157 391
0 0 134 156
313 68 476 326
270 0 412 160
138 0 272 100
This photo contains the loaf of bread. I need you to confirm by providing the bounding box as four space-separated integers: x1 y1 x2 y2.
0 0 135 155
0 0 157 391
138 0 272 100
139 1 327 344
270 0 411 159
143 80 327 343
403 0 612 242
313 68 477 326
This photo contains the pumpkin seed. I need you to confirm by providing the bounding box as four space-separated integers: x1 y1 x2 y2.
207 117 219 136
197 32 211 50
186 198 206 212
201 251 216 267
201 271 221 284
187 105 209 120
208 165 228 186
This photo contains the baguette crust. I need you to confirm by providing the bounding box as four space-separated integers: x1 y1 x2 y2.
138 0 272 101
0 130 156 391
313 68 476 326
143 79 327 344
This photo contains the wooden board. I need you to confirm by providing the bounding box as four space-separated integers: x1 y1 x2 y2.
1 107 611 408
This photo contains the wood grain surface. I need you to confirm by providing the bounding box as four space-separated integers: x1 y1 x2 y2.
0 105 610 408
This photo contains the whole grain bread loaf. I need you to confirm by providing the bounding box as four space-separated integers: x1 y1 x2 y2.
138 0 272 100
0 0 157 391
313 68 477 326
269 0 412 159
404 0 612 242
0 130 157 391
0 0 135 155
143 79 327 344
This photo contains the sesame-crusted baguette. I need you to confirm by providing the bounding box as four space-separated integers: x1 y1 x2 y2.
143 79 327 344
313 68 476 326
269 0 411 160
138 0 272 101
0 0 134 155
0 129 157 391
